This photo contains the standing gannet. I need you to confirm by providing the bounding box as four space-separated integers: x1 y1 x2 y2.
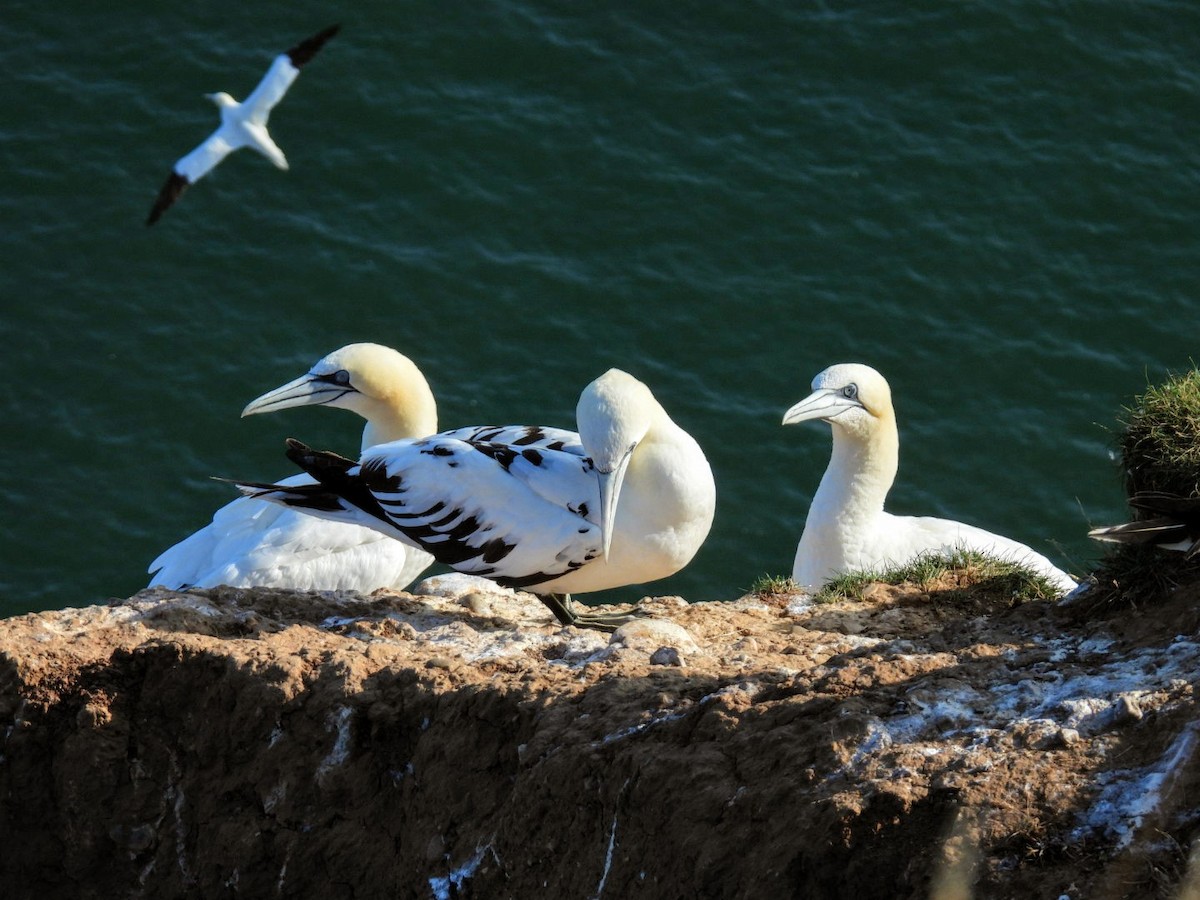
146 24 339 225
231 369 717 631
782 363 1077 594
1089 493 1200 556
148 343 438 592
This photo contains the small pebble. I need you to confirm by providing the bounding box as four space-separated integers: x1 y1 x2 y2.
649 647 683 667
461 592 490 615
127 824 155 852
1112 695 1143 726
1056 728 1080 747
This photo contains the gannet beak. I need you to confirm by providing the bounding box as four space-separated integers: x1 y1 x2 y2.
596 445 635 561
782 389 861 425
242 373 356 418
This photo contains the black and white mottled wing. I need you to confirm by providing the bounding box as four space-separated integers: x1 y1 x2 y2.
240 434 603 589
437 424 584 456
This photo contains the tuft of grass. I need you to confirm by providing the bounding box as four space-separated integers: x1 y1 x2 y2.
1088 368 1200 609
812 548 1064 605
1084 544 1200 611
749 573 803 596
1118 368 1200 498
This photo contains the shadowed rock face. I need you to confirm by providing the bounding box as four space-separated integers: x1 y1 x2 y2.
2 575 1200 900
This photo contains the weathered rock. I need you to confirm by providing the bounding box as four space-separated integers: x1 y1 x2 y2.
2 579 1200 899
649 647 683 667
611 618 699 654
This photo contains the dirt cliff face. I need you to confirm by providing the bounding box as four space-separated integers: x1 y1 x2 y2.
2 574 1199 899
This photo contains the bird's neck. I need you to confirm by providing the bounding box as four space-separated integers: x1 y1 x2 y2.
216 99 241 123
359 388 438 452
810 414 899 529
611 406 715 574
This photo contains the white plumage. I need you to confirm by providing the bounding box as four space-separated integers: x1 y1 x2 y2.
146 24 339 225
783 363 1076 594
234 368 717 629
148 343 437 592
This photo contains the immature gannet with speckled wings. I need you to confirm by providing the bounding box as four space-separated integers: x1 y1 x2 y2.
231 369 718 631
149 343 439 592
782 363 1077 594
146 24 339 225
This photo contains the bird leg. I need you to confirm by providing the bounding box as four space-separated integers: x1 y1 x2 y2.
540 593 647 633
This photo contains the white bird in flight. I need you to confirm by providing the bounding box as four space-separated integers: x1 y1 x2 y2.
146 24 339 225
231 369 717 630
148 343 439 592
783 363 1077 594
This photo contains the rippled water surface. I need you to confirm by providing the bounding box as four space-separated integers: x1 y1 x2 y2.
2 2 1199 616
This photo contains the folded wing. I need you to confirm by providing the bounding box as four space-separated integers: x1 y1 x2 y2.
238 434 602 589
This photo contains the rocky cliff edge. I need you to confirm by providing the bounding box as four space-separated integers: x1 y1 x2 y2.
2 574 1200 899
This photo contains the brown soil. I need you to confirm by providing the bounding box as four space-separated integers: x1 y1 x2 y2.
2 574 1200 899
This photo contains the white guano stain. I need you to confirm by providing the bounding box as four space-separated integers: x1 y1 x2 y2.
316 706 353 782
429 844 488 900
592 810 619 899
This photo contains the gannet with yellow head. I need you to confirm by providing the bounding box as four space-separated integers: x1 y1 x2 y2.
148 343 438 592
230 368 717 630
783 363 1077 594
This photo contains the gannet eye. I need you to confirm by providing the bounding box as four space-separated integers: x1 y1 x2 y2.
316 369 352 386
842 384 858 400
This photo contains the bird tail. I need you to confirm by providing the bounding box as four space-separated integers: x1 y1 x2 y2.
1088 489 1200 557
1087 518 1189 545
224 476 354 515
220 437 416 553
220 439 373 521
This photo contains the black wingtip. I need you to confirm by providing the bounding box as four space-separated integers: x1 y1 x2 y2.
211 475 277 495
286 24 340 69
212 474 349 512
146 171 189 226
284 437 356 470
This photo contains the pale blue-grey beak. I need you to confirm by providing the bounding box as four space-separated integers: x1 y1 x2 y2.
782 389 862 426
241 372 355 418
595 445 635 560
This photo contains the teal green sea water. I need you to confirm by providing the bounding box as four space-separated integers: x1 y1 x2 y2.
2 2 1198 617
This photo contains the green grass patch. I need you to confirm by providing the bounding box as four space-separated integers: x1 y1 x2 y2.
748 573 803 596
812 549 1065 605
1087 367 1200 609
1118 367 1200 498
1086 543 1200 610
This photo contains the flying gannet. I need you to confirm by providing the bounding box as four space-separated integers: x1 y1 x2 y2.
148 343 439 592
1089 492 1200 556
782 363 1077 594
146 24 340 225
230 369 717 631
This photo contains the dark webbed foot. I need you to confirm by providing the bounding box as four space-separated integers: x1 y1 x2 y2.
540 593 648 633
